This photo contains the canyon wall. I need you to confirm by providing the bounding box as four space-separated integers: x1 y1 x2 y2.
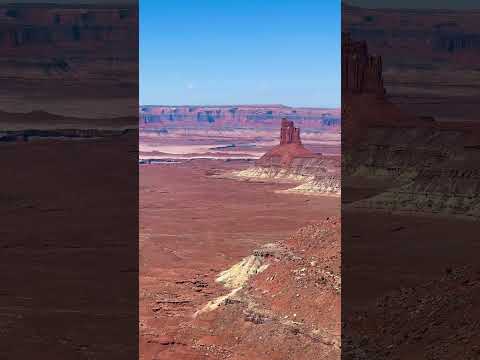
0 6 137 49
140 105 341 131
0 3 138 119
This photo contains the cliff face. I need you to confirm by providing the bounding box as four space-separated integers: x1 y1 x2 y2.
139 105 341 131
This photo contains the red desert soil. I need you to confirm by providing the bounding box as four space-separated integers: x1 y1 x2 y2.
342 211 480 359
140 159 339 360
1 135 137 358
182 218 341 360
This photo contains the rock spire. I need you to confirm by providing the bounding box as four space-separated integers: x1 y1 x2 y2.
280 118 302 145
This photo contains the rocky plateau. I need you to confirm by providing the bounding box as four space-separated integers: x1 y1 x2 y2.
140 105 340 132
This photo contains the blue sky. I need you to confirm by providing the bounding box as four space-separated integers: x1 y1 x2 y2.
140 0 340 108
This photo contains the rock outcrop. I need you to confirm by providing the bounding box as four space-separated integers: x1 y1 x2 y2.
187 218 341 360
343 5 480 124
342 33 385 97
255 127 315 168
280 119 302 145
233 119 341 196
342 33 480 219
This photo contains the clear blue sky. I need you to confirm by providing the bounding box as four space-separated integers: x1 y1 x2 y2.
140 0 340 108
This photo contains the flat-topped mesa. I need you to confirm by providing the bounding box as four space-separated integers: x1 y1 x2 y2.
342 32 385 97
280 118 302 145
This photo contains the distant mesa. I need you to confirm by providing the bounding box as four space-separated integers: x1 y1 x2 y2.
139 105 341 131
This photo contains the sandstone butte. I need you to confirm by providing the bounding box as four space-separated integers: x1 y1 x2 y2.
343 32 480 219
342 32 480 142
256 118 317 167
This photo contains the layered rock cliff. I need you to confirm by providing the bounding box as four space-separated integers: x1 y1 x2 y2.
140 105 341 131
0 3 138 119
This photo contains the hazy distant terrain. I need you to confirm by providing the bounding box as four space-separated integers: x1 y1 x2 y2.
140 105 340 131
0 3 137 118
139 105 341 162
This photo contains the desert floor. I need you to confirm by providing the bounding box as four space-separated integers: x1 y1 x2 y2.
139 159 339 359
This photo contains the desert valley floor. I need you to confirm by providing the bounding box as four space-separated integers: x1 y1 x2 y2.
139 159 339 360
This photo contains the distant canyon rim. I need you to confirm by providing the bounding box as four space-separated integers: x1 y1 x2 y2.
139 104 341 162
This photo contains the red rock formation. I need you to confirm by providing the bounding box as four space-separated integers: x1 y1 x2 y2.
256 120 316 167
342 33 420 147
280 118 302 145
342 32 385 97
342 33 480 140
